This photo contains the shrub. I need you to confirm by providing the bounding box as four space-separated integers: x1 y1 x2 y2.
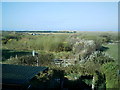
100 62 119 88
4 52 54 66
38 53 54 66
87 51 115 65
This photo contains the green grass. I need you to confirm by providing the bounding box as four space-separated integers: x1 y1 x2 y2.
104 43 118 60
3 34 70 52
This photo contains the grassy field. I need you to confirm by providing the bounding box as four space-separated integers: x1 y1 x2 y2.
104 43 118 60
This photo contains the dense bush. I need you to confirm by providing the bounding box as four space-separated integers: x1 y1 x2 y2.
4 52 54 66
100 32 118 43
93 38 103 50
100 62 119 88
37 52 54 66
72 39 99 62
53 52 73 59
2 31 22 44
87 51 115 65
4 55 37 65
94 71 106 89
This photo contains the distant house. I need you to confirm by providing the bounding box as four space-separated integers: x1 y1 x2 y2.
2 64 48 90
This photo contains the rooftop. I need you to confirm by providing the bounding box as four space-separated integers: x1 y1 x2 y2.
2 64 48 85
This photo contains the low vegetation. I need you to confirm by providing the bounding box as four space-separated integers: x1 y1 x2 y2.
2 31 119 89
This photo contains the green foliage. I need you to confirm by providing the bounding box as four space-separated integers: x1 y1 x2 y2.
4 52 54 66
88 51 115 65
38 52 54 66
101 62 119 88
100 33 112 43
2 31 22 44
93 38 103 50
82 79 92 86
4 55 37 65
94 71 106 89
3 34 72 52
83 61 100 75
100 32 118 43
36 70 53 82
64 62 99 78
2 31 119 89
54 51 73 59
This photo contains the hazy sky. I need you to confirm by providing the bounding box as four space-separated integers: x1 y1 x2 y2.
2 2 118 31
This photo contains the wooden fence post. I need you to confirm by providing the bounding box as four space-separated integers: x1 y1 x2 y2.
92 76 95 90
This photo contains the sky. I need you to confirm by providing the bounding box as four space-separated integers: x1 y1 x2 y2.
2 2 118 31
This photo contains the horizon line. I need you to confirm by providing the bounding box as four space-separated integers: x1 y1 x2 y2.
0 30 120 32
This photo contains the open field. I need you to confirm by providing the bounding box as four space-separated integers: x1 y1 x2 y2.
104 43 118 60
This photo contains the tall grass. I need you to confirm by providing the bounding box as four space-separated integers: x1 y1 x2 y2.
3 34 70 52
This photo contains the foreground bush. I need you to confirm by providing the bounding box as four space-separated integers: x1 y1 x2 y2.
100 62 119 88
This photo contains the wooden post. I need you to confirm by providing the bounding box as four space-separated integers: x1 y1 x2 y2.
15 55 18 59
32 50 35 56
36 53 39 66
63 59 65 67
92 76 95 90
36 56 39 66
